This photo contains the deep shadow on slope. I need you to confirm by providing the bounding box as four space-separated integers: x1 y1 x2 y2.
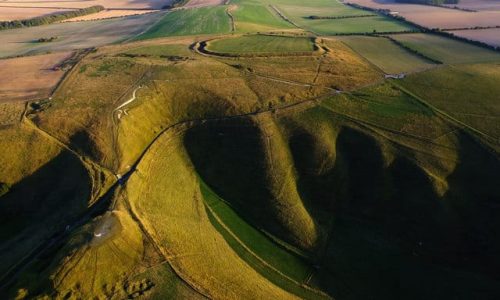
0 150 91 242
183 118 296 247
310 128 500 300
0 150 92 294
442 133 500 279
185 115 500 299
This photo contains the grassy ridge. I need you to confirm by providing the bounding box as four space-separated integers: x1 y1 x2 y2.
200 179 312 281
201 180 328 299
126 132 299 299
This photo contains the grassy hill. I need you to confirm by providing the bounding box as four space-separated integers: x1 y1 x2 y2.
2 0 500 299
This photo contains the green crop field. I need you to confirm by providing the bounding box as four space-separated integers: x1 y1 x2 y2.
271 0 414 35
391 33 500 64
207 35 315 54
230 0 294 32
275 0 370 18
337 35 436 74
136 7 231 39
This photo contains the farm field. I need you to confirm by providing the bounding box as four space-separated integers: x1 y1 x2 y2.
274 0 414 35
390 33 500 64
0 12 164 58
295 15 414 35
184 0 226 8
335 35 436 74
444 0 500 11
451 28 500 48
230 0 294 32
62 9 158 22
398 63 500 148
349 0 500 29
206 35 315 54
275 0 373 19
0 0 174 20
1 0 500 299
0 7 74 21
0 52 73 102
135 6 231 39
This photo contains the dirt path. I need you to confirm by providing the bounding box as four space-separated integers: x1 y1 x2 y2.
226 4 236 33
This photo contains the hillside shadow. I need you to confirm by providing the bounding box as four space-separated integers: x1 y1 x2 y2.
313 128 500 299
0 150 92 296
333 127 388 219
68 129 105 166
289 129 339 212
0 151 91 242
441 133 500 279
183 118 290 237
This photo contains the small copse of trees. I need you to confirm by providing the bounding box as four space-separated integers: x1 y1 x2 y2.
37 36 58 43
0 182 9 197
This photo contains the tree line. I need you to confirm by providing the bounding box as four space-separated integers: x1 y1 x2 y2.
345 2 499 51
0 5 104 30
307 14 375 20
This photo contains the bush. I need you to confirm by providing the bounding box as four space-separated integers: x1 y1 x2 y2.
37 36 58 43
0 183 9 197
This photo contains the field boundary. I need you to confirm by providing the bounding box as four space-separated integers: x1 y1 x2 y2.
380 35 443 64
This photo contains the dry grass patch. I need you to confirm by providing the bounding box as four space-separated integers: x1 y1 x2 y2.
0 52 73 102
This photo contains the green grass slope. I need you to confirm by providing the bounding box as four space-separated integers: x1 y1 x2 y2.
397 63 500 149
136 7 231 40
